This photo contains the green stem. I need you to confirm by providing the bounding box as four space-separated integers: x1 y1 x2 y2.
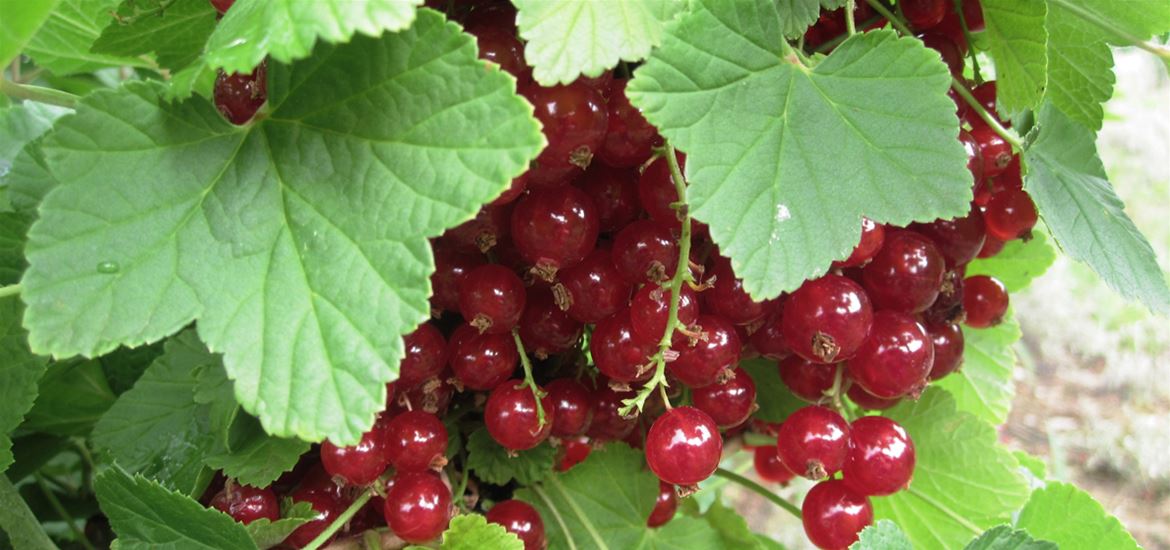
512 329 547 426
0 79 78 108
950 77 1024 150
619 144 694 416
845 0 857 36
0 284 22 299
303 490 372 550
35 473 96 550
1049 0 1170 61
954 0 984 83
0 476 56 550
713 468 802 519
453 451 471 511
826 364 846 414
864 0 911 35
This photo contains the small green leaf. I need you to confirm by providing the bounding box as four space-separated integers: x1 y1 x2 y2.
204 0 423 74
0 476 56 550
0 0 61 68
850 520 912 550
873 389 1029 549
629 3 971 299
1024 104 1170 313
203 416 309 489
0 295 49 473
24 0 152 75
965 231 1056 293
702 497 764 549
245 501 315 550
980 0 1046 112
435 514 524 550
514 0 685 86
95 467 258 550
962 525 1057 550
1015 482 1140 550
934 310 1020 425
740 358 804 423
465 427 555 486
23 357 116 436
1013 450 1047 480
92 0 217 69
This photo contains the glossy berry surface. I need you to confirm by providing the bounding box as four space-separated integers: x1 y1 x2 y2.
320 429 389 486
612 220 679 284
485 381 555 450
801 479 873 550
776 406 850 480
645 407 723 485
575 164 641 233
862 230 946 313
983 188 1038 241
782 275 873 364
669 314 741 388
647 481 678 527
846 384 901 411
444 205 511 253
465 21 529 80
557 436 593 471
847 311 934 399
383 472 452 544
518 286 583 358
448 323 518 391
459 264 526 334
749 305 791 360
778 355 836 403
214 65 267 125
911 204 987 268
586 385 638 441
971 125 1013 178
398 323 448 390
638 153 685 229
692 368 757 428
591 311 656 383
523 82 609 186
554 248 632 324
285 488 344 548
209 0 234 14
210 484 279 525
843 416 916 496
902 0 947 30
629 284 699 345
703 257 768 325
753 445 796 484
919 32 964 76
511 185 600 275
486 500 547 550
962 275 1009 328
430 244 484 313
383 410 448 473
546 378 594 437
836 218 885 268
599 80 660 167
926 321 965 380
958 128 985 186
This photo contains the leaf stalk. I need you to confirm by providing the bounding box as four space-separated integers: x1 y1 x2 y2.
0 79 78 108
713 468 802 519
302 490 373 550
0 284 22 299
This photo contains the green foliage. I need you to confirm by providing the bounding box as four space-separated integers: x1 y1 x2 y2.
935 311 1020 425
244 501 315 550
0 476 56 550
513 0 684 85
465 427 556 486
850 520 912 550
980 0 1047 112
701 497 771 549
740 358 804 422
1015 482 1140 550
202 415 309 489
432 514 524 550
0 213 33 285
94 467 258 549
23 358 116 436
0 0 61 68
962 525 1057 550
24 0 152 75
0 104 69 212
1024 104 1170 313
629 0 971 299
0 296 49 473
965 231 1056 292
873 389 1029 549
92 0 218 69
775 0 848 38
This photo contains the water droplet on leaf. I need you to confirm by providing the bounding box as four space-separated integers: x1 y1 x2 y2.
97 261 120 274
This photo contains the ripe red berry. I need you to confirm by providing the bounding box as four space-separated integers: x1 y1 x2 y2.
511 185 600 276
978 236 1005 258
320 429 389 486
210 484 280 525
629 283 699 346
647 481 678 527
546 378 594 437
862 230 946 314
284 487 344 548
703 257 768 325
518 286 583 358
486 500 547 550
778 355 836 403
926 321 964 380
961 0 986 32
638 153 685 230
962 275 1009 328
209 0 234 14
645 407 723 486
430 243 484 313
448 323 518 391
847 311 934 399
753 445 796 484
846 384 901 411
444 205 511 253
554 247 632 324
782 275 873 364
911 205 987 268
836 218 886 268
575 164 641 233
398 323 448 390
214 64 267 125
464 21 530 80
983 188 1038 241
692 368 757 428
598 80 660 168
971 126 1014 178
383 472 452 544
902 0 947 30
843 416 916 496
958 129 986 189
522 82 609 187
383 410 448 473
669 314 741 388
586 384 638 441
459 264 526 334
612 220 679 284
776 406 850 480
556 436 592 471
749 304 791 359
591 310 657 383
918 32 964 76
485 381 555 451
802 479 873 550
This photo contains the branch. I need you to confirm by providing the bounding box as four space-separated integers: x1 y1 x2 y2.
713 468 802 519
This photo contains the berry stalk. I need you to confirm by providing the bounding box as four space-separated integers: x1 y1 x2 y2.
0 284 21 299
845 0 858 36
511 328 547 426
301 490 373 550
713 467 802 519
619 144 694 417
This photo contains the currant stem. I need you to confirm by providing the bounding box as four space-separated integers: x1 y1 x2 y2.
618 143 693 417
950 78 1025 150
863 0 911 35
34 473 96 550
0 284 21 299
954 0 984 83
0 79 78 108
453 450 471 511
302 490 373 550
825 364 849 418
1049 0 1170 62
845 0 858 36
512 328 547 426
713 468 802 519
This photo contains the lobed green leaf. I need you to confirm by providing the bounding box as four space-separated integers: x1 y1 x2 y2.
850 520 912 550
980 0 1047 113
92 0 218 69
962 525 1057 550
934 310 1020 425
965 231 1056 293
1015 482 1140 550
24 0 152 75
465 427 555 486
435 514 524 550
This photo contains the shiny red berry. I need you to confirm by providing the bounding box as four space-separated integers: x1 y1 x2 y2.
522 82 609 187
801 479 873 550
518 286 583 358
586 384 638 441
846 384 901 411
647 481 678 527
959 129 986 190
591 310 656 383
692 368 757 428
645 407 722 486
749 304 791 360
575 164 641 233
320 429 389 486
703 257 768 325
448 323 518 391
210 484 280 525
846 311 934 399
444 205 511 253
776 406 850 480
669 314 741 388
962 275 1009 328
209 0 234 14
383 472 452 544
556 436 592 471
911 205 987 268
782 275 873 364
778 355 836 403
836 218 886 268
430 243 484 313
465 21 529 80
214 64 267 125
638 153 685 230
383 410 448 473
971 126 1013 178
554 248 632 324
284 488 344 548
983 188 1037 241
902 0 947 30
398 323 448 390
843 416 916 496
459 264 526 334
753 445 796 484
629 283 699 346
486 500 547 550
546 378 594 437
612 220 679 284
926 321 964 380
598 80 659 167
919 32 964 76
511 185 600 275
485 381 554 451
861 230 946 314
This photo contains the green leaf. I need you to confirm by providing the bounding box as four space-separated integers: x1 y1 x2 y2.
95 467 258 550
1013 450 1047 480
99 342 167 395
515 445 722 549
244 501 315 550
24 0 152 75
465 427 556 486
934 310 1020 425
1024 104 1170 313
0 296 49 473
1042 3 1113 130
1015 482 1140 550
0 212 34 285
629 4 971 299
0 475 56 550
0 103 70 174
91 330 217 495
0 0 61 68
22 10 544 444
963 525 1056 550
1049 0 1170 43
513 0 685 86
873 389 1029 549
850 520 912 550
965 231 1056 293
740 357 804 423
204 0 423 74
774 0 848 38
92 0 217 69
203 416 309 488
979 0 1046 112
435 514 524 550
6 136 57 213
701 497 764 549
23 357 116 436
